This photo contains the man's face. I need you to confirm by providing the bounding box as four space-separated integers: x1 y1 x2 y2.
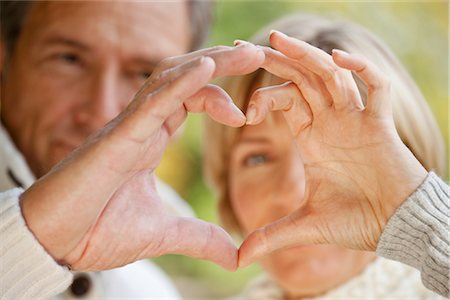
1 2 190 177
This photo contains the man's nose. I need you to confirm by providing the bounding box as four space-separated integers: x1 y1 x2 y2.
74 69 124 132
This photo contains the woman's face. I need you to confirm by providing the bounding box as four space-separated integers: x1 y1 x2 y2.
229 109 375 298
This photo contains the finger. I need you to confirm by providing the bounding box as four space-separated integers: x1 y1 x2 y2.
148 57 215 118
332 49 392 117
127 56 215 141
136 56 211 98
259 46 331 113
238 209 325 268
185 84 246 127
269 30 363 110
162 84 247 136
160 216 238 271
247 82 313 137
154 42 265 79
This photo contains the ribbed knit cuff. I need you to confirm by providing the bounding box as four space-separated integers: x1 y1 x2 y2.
0 188 73 299
376 172 449 298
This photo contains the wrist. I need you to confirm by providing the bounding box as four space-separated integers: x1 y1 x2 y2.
383 153 428 222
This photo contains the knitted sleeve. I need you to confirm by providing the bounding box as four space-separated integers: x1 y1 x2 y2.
376 172 449 298
0 188 73 299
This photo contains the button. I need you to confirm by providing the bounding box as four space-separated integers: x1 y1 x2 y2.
70 274 91 297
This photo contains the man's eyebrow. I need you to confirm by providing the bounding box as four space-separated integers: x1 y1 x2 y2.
41 36 90 50
129 58 159 69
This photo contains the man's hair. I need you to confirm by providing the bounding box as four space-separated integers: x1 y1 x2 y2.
189 0 214 50
0 1 213 62
0 1 31 61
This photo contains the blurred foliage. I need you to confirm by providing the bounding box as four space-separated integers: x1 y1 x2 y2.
155 1 448 298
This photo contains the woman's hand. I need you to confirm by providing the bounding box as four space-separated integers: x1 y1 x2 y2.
20 44 265 271
238 31 427 267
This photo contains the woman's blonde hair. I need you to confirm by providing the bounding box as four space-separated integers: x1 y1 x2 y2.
203 14 447 233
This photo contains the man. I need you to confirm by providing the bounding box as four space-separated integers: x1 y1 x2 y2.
0 1 264 298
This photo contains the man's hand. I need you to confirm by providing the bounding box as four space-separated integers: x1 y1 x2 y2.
238 31 427 267
20 44 264 271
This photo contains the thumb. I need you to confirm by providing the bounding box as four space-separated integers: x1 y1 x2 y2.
238 209 325 268
157 216 238 271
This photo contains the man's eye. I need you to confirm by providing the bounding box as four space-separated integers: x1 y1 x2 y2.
138 71 152 80
131 71 152 81
243 154 269 167
56 53 80 64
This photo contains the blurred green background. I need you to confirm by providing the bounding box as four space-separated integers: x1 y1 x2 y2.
154 1 448 298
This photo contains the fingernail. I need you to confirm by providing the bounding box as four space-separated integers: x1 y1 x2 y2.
332 49 349 57
234 39 248 46
238 249 255 268
237 248 247 268
232 104 246 121
245 105 257 125
238 258 249 268
270 29 287 38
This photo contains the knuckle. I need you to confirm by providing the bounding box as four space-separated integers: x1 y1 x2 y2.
251 89 265 102
159 57 173 70
209 45 228 52
252 89 271 109
262 50 274 64
160 68 178 83
269 96 278 111
292 72 304 86
153 71 164 83
369 76 390 92
321 65 339 82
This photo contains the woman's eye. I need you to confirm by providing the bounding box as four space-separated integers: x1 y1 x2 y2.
243 154 268 167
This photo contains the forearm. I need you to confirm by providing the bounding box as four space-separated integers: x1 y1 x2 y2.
376 172 449 298
0 188 73 299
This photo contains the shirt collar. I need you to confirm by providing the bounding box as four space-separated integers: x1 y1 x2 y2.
0 123 36 189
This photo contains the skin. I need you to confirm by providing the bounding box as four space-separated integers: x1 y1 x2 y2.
230 84 375 298
1 1 191 177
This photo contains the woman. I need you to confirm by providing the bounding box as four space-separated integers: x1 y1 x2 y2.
204 14 447 299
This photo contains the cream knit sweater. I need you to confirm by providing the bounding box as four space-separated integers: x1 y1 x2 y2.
240 257 444 299
376 172 449 298
1 188 73 298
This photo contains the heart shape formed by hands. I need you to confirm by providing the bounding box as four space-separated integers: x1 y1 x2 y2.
20 32 427 275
